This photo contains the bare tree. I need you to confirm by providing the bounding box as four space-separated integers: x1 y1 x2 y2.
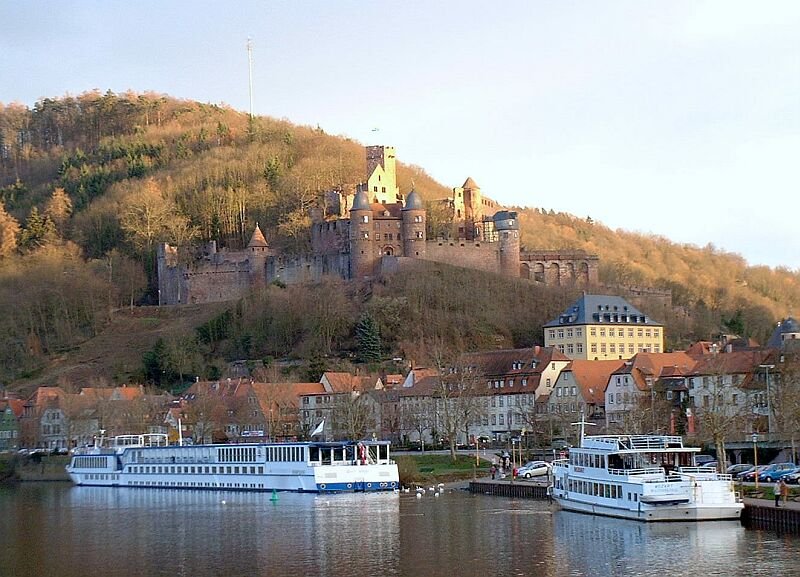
332 390 376 441
428 344 484 462
691 358 751 470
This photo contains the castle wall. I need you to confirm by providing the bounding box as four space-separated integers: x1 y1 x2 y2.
182 263 253 304
267 254 350 285
421 240 503 275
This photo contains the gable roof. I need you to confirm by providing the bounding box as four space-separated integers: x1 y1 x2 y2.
461 346 569 377
544 294 661 328
563 359 626 404
320 372 382 393
612 352 698 392
690 349 777 381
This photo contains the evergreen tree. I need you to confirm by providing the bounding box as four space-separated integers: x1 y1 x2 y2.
17 206 57 251
355 313 382 363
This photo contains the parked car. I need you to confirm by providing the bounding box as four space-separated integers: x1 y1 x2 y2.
782 469 800 485
705 460 732 471
738 465 768 482
727 463 754 476
517 461 551 478
758 463 797 482
694 454 715 466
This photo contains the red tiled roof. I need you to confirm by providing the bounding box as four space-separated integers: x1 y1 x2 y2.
564 360 626 404
614 352 698 392
321 372 380 393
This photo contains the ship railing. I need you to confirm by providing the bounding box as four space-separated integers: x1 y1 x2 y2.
627 435 683 450
675 468 732 481
608 466 664 476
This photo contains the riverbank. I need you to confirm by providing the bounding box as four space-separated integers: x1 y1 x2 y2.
0 455 70 483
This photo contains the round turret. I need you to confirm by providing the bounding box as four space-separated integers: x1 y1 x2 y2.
402 189 426 258
493 211 520 277
350 190 375 278
352 190 371 211
403 189 424 211
493 210 519 231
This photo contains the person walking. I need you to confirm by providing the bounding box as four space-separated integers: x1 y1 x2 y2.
775 479 782 507
781 479 790 504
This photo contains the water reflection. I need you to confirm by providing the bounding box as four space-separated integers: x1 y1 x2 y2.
0 484 400 577
552 510 792 577
1 485 799 577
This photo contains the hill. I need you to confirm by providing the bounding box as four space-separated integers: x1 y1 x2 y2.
1 91 798 389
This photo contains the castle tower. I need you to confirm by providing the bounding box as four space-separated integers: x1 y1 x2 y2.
493 210 520 277
402 189 426 258
365 145 400 205
349 190 376 278
247 223 269 283
461 177 482 222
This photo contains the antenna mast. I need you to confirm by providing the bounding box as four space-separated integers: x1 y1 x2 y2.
247 37 254 119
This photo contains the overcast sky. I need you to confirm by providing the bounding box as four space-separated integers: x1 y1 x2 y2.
1 1 798 269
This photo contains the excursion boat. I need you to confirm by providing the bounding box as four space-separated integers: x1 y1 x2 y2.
66 433 399 493
549 434 743 522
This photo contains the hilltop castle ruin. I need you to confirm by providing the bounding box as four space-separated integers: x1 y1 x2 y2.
157 145 599 305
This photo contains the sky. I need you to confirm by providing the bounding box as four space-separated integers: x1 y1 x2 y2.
1 1 798 270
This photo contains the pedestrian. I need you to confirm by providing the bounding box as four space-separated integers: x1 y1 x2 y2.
775 479 782 507
490 465 496 480
781 479 790 504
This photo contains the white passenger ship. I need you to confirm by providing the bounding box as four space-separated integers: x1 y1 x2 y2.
66 434 399 493
549 434 743 521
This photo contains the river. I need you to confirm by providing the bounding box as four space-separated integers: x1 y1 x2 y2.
1 483 798 577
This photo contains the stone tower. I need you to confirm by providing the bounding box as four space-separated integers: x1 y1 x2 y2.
247 223 269 284
402 189 426 258
349 189 375 279
494 211 520 277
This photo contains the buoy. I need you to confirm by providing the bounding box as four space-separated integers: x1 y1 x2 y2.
270 489 278 502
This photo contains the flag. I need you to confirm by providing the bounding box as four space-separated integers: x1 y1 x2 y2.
311 420 325 437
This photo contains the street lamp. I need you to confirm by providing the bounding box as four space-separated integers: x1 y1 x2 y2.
752 432 759 490
759 364 775 435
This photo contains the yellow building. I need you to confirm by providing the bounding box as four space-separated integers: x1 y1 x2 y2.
544 294 664 360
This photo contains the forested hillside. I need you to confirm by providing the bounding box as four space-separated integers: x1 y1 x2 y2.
0 91 797 389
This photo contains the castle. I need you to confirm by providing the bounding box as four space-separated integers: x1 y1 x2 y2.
157 145 599 305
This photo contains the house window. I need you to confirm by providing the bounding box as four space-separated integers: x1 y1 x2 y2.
571 386 577 396
499 414 505 425
576 328 583 337
415 231 423 239
362 215 369 223
522 378 528 386
577 343 583 354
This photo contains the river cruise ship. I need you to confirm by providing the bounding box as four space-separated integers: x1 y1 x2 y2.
66 434 399 493
549 434 743 521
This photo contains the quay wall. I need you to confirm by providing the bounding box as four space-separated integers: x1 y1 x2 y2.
742 502 800 534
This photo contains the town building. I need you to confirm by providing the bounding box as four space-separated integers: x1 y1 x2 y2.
544 294 664 360
547 359 624 433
